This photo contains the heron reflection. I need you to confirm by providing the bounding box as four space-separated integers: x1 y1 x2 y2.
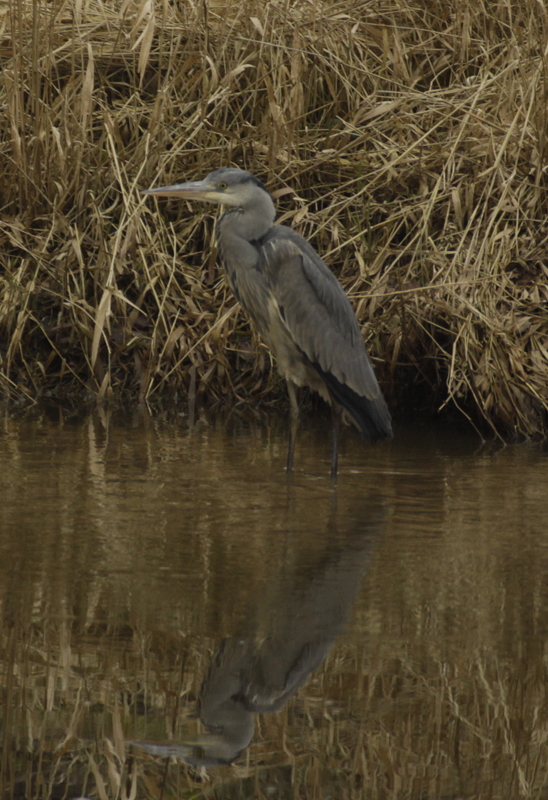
129 501 385 767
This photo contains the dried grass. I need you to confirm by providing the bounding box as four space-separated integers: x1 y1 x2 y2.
1 0 548 434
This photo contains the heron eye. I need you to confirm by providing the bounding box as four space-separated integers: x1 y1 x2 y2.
218 181 227 190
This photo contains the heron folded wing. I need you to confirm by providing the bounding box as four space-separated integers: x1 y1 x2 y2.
261 237 382 404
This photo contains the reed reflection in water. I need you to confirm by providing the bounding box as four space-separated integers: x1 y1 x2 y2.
130 500 383 767
1 409 548 799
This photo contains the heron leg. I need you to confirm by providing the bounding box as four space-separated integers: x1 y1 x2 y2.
330 402 343 478
286 381 299 473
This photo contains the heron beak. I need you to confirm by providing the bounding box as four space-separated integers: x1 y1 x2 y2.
142 179 218 202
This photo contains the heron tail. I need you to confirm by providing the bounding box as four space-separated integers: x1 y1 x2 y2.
313 365 392 442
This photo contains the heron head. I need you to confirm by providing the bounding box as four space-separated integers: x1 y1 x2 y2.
142 167 269 208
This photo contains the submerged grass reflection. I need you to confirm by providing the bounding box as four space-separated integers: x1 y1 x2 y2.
3 617 548 799
1 412 548 798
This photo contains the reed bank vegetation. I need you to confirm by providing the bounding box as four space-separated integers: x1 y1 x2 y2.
1 0 547 436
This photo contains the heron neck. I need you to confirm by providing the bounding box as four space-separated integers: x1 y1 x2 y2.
219 192 276 243
215 195 275 334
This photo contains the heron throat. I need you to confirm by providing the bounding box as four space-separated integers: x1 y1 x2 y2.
216 185 276 277
218 186 275 242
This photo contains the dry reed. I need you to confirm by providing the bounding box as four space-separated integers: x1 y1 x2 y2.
1 0 548 435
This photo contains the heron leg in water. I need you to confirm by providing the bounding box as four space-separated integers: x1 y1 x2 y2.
330 402 343 477
286 381 300 473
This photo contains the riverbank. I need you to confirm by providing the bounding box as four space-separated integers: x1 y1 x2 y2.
1 0 547 436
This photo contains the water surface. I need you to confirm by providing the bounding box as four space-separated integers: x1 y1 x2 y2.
1 409 547 799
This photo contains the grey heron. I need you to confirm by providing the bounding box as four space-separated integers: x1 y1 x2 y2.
143 167 392 475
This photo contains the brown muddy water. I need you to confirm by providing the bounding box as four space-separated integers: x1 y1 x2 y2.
1 408 548 800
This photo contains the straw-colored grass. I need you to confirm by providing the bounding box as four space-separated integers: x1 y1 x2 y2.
1 0 547 435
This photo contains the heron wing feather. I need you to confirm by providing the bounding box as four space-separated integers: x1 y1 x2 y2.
259 231 381 402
